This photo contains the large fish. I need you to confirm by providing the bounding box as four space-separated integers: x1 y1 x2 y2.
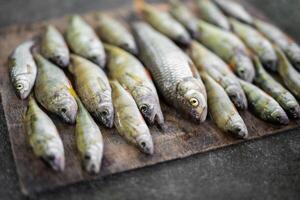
214 0 253 24
139 2 191 46
69 55 114 128
133 22 207 123
253 57 300 119
96 13 138 55
239 79 289 125
105 44 164 127
75 97 104 174
25 96 65 171
187 41 247 110
254 19 300 71
41 25 70 68
201 73 248 139
66 15 106 68
275 46 300 100
196 0 230 30
8 40 37 99
230 18 277 72
111 80 154 155
34 54 78 124
169 0 199 38
196 20 255 82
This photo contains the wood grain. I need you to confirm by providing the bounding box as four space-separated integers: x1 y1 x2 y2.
0 1 299 196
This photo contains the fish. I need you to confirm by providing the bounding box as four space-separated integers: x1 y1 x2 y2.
275 46 300 100
66 15 106 68
75 97 104 174
8 40 37 99
254 19 300 71
34 54 78 124
196 0 230 30
111 80 154 155
214 0 253 24
104 44 164 127
201 72 248 138
169 0 199 38
133 22 207 123
239 79 289 125
41 25 70 68
68 54 114 128
95 13 138 55
253 56 300 119
230 18 277 72
138 2 191 46
187 41 247 110
195 20 255 82
25 96 65 171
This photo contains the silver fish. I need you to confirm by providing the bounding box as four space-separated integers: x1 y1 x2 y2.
8 40 37 99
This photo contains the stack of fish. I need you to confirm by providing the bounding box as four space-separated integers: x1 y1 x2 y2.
7 0 300 173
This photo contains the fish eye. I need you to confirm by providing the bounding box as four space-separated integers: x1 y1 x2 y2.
61 108 67 113
189 98 199 107
16 83 23 90
100 110 108 117
140 104 148 113
140 141 146 148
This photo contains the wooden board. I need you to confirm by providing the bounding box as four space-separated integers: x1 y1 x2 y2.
0 1 299 196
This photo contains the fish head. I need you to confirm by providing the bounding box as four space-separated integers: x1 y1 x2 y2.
54 95 78 124
13 77 31 99
136 132 154 155
96 103 114 128
286 101 300 119
177 78 207 122
41 140 65 171
270 108 289 125
228 121 248 139
53 52 70 68
226 85 248 110
83 145 103 174
234 53 255 82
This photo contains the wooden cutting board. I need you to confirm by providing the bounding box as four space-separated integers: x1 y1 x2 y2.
0 1 299 196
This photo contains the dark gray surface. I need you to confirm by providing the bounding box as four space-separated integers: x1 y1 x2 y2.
0 0 299 199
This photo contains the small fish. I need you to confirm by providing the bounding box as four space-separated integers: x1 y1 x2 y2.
139 2 191 46
105 44 164 127
230 18 277 71
66 15 106 68
196 20 255 82
75 97 104 174
239 79 289 125
275 46 300 100
96 13 138 55
8 40 37 99
196 0 230 30
254 19 300 71
201 73 248 139
214 0 253 24
111 80 154 155
41 25 70 68
69 54 114 128
187 41 247 110
133 22 207 123
25 96 65 171
253 57 300 119
34 54 78 124
169 0 199 38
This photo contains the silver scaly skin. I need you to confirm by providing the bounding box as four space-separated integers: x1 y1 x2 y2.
187 41 247 110
196 20 255 82
133 22 207 123
66 15 106 68
105 44 164 127
96 13 138 55
8 40 37 99
254 19 300 71
25 96 65 171
69 55 114 128
34 54 78 124
111 80 154 155
41 25 70 68
75 97 104 174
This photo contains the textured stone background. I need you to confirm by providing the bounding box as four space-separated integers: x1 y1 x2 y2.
0 0 299 199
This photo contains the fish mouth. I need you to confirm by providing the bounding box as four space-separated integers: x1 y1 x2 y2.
288 106 300 119
53 54 70 68
227 87 248 110
230 123 248 139
121 43 138 55
83 153 101 174
42 153 65 171
59 99 78 124
176 34 191 47
89 55 106 68
271 110 290 125
136 134 154 155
